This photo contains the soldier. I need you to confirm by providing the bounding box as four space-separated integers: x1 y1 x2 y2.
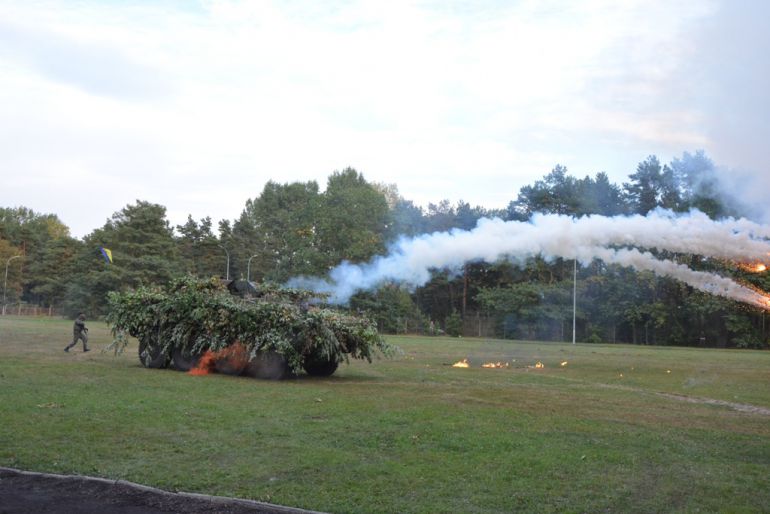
64 312 90 352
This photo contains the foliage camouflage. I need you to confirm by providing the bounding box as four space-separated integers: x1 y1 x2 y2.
106 276 394 377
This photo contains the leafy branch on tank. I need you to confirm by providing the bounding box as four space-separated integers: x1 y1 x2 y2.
105 276 396 379
242 281 327 304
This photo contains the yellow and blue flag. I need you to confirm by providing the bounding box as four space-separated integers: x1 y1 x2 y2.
100 247 113 264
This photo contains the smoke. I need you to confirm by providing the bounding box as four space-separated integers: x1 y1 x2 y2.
671 150 770 224
288 209 770 309
592 247 768 309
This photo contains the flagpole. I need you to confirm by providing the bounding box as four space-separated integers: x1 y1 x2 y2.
572 258 577 345
218 244 230 281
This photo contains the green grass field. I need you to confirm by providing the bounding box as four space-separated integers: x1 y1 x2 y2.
1 316 768 513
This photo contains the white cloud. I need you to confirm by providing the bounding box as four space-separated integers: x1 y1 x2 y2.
1 0 765 238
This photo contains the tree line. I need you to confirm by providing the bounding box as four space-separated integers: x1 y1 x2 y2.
2 152 768 348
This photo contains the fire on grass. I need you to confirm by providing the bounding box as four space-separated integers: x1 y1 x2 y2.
451 359 511 369
451 358 556 370
481 361 510 369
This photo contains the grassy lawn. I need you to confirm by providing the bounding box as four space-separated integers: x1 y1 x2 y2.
1 316 768 513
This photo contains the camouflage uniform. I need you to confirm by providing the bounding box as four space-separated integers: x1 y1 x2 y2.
64 314 89 352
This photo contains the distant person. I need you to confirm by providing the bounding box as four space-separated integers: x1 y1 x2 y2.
64 313 90 352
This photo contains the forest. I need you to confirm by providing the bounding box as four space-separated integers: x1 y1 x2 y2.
2 150 768 348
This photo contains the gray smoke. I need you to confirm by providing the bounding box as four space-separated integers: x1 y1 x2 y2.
289 209 770 309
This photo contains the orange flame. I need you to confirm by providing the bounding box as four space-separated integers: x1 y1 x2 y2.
189 350 216 376
738 262 768 273
188 342 250 376
215 342 250 371
560 361 568 367
481 361 509 368
452 358 470 368
534 361 544 369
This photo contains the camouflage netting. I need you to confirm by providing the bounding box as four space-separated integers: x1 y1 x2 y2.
106 276 394 378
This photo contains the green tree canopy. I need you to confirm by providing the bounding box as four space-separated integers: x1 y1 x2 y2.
63 201 180 316
232 180 324 283
316 168 390 267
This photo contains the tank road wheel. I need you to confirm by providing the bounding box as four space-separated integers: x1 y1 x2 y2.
138 337 168 369
303 357 339 377
172 347 202 372
245 351 290 380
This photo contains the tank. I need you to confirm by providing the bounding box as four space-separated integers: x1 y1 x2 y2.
106 276 392 379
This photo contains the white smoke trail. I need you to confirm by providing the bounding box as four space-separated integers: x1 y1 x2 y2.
591 247 770 309
289 210 770 308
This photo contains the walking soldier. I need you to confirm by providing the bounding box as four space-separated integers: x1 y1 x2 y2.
64 313 90 352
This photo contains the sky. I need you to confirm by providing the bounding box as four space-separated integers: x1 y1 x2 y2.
1 0 768 239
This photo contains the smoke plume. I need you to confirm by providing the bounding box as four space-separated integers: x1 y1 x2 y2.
289 209 770 309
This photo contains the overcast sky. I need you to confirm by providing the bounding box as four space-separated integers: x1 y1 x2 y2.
1 0 768 238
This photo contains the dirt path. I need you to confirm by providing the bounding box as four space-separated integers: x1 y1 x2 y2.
0 468 325 514
542 373 770 416
655 392 770 415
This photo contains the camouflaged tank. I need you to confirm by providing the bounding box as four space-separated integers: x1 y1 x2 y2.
106 277 391 379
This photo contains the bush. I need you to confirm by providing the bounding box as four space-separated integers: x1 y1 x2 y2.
445 310 462 337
